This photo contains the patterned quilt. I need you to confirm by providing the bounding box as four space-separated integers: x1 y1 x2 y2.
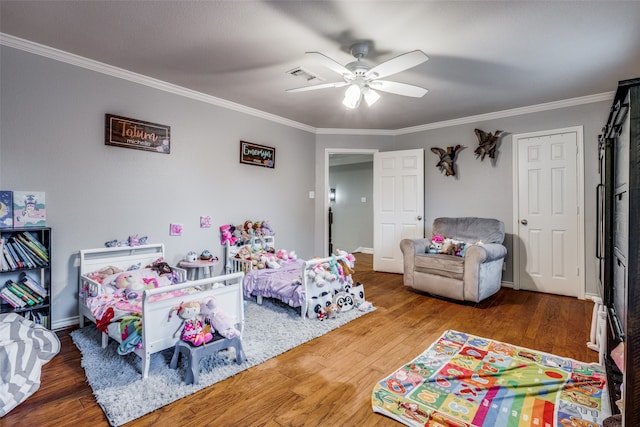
372 330 610 427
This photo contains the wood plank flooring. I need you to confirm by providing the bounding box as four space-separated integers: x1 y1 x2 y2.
1 253 598 427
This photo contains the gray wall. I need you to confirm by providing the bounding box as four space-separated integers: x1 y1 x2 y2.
395 100 610 293
0 46 317 328
1 44 612 328
329 161 374 252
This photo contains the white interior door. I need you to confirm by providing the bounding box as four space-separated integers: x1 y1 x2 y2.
513 127 583 297
373 149 424 273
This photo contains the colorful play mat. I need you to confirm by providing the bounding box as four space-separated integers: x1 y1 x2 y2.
372 329 610 427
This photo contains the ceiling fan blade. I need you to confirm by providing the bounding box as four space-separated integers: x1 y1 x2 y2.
365 50 428 80
306 51 355 79
286 81 349 93
369 80 428 98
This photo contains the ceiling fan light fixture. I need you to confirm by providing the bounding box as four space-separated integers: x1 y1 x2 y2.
363 87 380 106
342 84 362 109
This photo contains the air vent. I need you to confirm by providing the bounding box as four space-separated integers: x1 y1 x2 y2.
286 66 324 83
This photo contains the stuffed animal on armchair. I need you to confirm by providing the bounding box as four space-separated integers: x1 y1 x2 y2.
170 301 213 346
427 235 444 254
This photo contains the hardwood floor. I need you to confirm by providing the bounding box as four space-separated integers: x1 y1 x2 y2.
2 254 598 427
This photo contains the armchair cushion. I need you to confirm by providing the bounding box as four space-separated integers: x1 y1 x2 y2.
415 254 464 280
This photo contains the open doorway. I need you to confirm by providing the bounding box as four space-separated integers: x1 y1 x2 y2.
325 149 376 256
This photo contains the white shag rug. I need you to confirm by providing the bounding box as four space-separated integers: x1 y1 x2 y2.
71 298 374 426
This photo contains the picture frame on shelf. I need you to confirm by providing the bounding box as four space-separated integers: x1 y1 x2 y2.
13 191 46 228
0 191 13 229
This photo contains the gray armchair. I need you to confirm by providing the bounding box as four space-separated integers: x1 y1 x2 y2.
400 217 507 303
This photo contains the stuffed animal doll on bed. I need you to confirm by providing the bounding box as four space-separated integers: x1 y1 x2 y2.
200 297 240 338
170 301 213 346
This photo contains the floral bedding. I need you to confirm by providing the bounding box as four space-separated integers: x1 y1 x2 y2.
82 265 195 354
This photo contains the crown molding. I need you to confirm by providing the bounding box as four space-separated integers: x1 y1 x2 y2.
394 92 615 135
0 33 316 134
1 33 614 137
316 127 396 136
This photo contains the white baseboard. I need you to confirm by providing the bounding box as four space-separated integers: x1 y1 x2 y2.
353 247 373 254
501 281 514 288
52 315 79 331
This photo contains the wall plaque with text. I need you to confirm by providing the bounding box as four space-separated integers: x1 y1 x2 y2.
239 141 275 168
105 114 171 154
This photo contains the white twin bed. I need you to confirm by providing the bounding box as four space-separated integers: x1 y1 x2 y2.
224 236 361 318
77 239 360 378
78 244 245 379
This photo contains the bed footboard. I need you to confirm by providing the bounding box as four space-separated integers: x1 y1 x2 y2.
78 243 245 379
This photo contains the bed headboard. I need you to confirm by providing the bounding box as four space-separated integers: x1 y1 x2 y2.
79 244 166 275
224 235 275 271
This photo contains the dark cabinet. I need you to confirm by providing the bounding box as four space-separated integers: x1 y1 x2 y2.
599 77 640 424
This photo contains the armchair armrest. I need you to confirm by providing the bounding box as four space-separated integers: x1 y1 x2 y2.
465 243 507 264
400 238 430 257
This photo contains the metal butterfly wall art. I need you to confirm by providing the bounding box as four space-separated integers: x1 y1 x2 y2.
431 145 463 177
474 129 503 161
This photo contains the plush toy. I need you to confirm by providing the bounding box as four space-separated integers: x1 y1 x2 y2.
276 249 289 263
242 221 254 242
150 261 173 276
358 301 374 312
128 234 141 247
261 220 274 236
90 265 123 281
200 297 240 338
337 258 355 276
185 251 198 263
307 263 338 287
427 235 445 254
220 224 238 246
170 301 213 346
439 238 463 256
200 250 213 260
325 303 339 319
114 271 144 299
263 254 280 269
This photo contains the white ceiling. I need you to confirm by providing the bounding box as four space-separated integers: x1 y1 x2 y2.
1 1 639 131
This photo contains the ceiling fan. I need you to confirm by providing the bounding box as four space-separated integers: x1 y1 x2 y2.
287 42 429 109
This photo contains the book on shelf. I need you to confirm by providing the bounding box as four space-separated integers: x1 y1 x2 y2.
14 281 44 304
20 273 47 298
10 240 35 268
5 281 35 306
0 238 9 271
2 245 17 270
14 237 46 267
0 287 25 308
18 232 49 263
24 230 49 253
0 191 12 229
5 243 23 269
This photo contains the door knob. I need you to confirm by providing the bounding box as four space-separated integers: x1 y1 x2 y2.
417 216 423 221
521 219 528 225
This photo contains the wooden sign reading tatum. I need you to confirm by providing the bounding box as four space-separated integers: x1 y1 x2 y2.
240 141 275 168
105 114 171 154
